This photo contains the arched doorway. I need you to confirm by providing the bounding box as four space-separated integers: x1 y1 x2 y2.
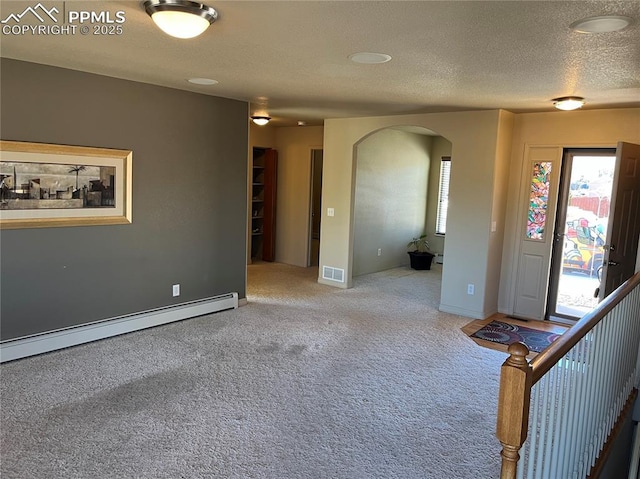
318 111 510 321
351 126 452 277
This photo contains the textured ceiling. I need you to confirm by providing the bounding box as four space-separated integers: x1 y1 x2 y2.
1 1 639 125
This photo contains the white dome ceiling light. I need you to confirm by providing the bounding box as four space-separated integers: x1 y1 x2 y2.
251 116 271 126
553 96 585 111
144 0 218 39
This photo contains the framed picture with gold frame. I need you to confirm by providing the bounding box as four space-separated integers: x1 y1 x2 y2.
0 140 132 229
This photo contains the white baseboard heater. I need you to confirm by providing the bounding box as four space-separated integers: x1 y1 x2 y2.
0 293 238 363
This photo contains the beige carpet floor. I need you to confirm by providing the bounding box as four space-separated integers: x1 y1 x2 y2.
1 262 504 478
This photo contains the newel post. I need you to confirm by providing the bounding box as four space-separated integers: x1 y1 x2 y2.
496 342 533 479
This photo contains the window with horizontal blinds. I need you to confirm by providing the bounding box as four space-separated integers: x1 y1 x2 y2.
436 157 451 235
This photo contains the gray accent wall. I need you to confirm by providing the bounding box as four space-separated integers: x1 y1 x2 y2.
0 59 248 341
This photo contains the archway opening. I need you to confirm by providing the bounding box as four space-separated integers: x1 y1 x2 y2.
351 125 452 277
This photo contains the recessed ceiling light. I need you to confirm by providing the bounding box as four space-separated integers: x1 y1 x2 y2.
297 121 307 126
553 96 585 111
570 15 633 33
348 52 392 64
187 77 218 85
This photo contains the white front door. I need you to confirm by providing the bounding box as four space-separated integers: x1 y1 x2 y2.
512 146 562 320
511 142 640 321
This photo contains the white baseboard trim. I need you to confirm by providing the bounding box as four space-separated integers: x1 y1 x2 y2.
317 277 349 289
439 303 488 320
0 293 238 363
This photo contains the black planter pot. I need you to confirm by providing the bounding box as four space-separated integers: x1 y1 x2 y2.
408 251 435 270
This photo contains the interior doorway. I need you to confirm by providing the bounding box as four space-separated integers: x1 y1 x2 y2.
547 149 616 320
308 149 323 267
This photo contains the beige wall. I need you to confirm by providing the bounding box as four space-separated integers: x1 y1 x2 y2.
425 136 453 256
498 108 640 315
353 128 432 276
252 108 639 321
274 126 324 266
320 111 503 319
250 123 277 150
248 124 323 267
485 110 515 315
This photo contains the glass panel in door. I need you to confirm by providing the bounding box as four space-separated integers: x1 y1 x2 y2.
548 151 616 320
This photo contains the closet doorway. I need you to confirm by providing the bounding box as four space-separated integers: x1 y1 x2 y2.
308 149 323 266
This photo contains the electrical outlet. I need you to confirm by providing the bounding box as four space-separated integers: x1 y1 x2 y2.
327 207 335 217
172 284 180 297
377 248 382 256
467 283 474 295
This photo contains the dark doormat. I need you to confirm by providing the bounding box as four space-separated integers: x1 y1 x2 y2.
470 320 562 353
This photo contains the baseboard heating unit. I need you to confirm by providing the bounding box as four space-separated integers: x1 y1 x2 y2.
0 293 238 363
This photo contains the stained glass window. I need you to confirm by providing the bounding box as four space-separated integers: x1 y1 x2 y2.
526 162 552 240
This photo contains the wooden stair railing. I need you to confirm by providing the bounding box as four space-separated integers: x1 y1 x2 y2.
496 272 640 479
497 342 532 477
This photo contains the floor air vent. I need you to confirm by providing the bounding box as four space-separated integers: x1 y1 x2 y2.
322 266 345 283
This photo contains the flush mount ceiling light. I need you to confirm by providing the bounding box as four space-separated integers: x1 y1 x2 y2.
143 0 218 39
187 77 218 85
553 96 585 111
348 52 392 64
251 116 271 126
570 15 633 33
